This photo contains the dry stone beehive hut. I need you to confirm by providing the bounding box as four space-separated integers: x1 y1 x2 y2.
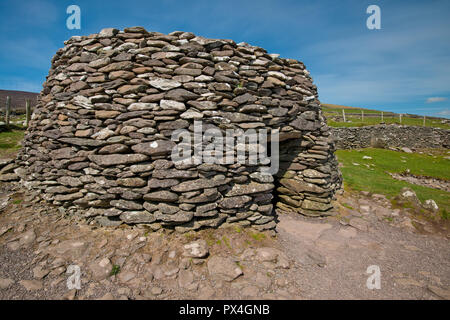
14 27 342 231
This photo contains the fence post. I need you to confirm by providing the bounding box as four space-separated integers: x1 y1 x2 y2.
399 113 402 124
361 110 364 122
381 111 383 123
423 115 426 126
26 99 31 127
342 109 346 122
5 96 11 128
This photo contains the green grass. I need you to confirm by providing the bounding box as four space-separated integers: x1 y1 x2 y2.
249 232 266 241
0 129 25 158
327 116 450 129
203 230 217 247
183 232 196 242
221 236 231 249
322 103 450 129
342 203 354 210
336 148 450 216
110 265 121 276
0 130 24 149
442 209 449 220
322 104 384 114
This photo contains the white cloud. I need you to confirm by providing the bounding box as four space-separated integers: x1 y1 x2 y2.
437 109 450 116
426 97 447 103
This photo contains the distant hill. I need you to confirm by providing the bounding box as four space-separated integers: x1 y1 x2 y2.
0 90 39 114
321 103 450 129
322 103 448 121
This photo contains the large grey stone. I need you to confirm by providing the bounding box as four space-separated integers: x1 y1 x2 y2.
144 191 179 202
120 211 156 224
172 178 228 192
89 154 149 166
155 211 193 223
132 140 176 157
219 196 252 209
226 183 274 197
207 256 243 282
149 78 182 90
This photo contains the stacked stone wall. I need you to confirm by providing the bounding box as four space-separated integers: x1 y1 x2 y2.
14 27 341 231
331 125 450 150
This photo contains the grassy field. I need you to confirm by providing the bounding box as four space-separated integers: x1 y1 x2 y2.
322 104 384 114
326 116 450 128
322 103 450 129
0 129 24 158
336 148 450 217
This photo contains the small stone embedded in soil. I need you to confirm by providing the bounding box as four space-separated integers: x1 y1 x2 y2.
19 280 43 291
0 278 14 289
151 286 163 296
207 256 243 282
183 240 209 258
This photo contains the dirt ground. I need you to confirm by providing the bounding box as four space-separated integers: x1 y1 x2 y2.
0 182 449 300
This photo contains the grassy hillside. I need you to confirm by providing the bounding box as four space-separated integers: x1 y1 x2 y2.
322 103 384 114
322 103 450 129
336 148 450 218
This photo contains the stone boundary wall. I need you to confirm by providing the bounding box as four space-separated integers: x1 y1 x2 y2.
11 27 341 232
331 125 450 150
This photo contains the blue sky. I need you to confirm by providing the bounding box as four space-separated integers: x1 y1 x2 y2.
0 0 449 118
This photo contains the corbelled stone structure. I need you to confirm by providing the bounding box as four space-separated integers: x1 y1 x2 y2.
15 27 341 231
